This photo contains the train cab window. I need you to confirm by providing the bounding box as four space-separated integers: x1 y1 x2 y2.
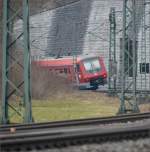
83 58 101 73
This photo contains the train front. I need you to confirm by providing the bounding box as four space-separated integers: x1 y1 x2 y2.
77 56 107 90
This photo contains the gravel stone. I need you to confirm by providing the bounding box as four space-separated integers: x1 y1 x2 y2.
31 138 150 152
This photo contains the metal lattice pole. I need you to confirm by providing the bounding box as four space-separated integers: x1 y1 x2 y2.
132 0 139 112
1 0 32 124
108 7 117 94
118 0 140 114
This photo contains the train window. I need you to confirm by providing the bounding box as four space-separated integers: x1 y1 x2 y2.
140 63 149 74
83 58 101 73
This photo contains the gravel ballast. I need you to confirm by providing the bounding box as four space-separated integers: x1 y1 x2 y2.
30 138 150 152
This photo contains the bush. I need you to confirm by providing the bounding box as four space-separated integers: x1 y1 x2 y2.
31 63 73 99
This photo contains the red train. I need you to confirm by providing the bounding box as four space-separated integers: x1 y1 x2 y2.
33 55 107 90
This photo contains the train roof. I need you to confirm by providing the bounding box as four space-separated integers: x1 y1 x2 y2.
34 54 102 61
33 54 103 67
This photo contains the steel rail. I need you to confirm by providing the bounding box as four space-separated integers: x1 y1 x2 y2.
0 112 150 133
1 122 150 151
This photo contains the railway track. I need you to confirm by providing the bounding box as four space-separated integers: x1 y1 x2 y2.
0 112 150 133
0 112 150 151
0 121 150 151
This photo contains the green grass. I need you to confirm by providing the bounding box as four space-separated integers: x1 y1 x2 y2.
1 92 150 124
32 99 119 122
0 93 120 123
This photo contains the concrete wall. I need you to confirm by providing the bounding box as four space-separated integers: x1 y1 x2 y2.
15 0 123 62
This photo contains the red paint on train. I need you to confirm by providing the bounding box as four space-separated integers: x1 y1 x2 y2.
33 55 107 90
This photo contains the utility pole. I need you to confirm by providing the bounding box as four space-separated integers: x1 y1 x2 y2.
1 0 32 124
119 0 140 114
108 7 117 94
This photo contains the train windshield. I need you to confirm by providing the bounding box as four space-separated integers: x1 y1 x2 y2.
83 58 101 73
